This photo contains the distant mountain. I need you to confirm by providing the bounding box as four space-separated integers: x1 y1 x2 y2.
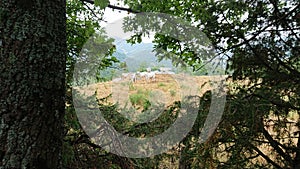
112 39 174 72
111 51 126 62
98 39 208 81
116 40 154 56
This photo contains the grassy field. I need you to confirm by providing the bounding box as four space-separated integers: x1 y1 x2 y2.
78 74 217 109
73 74 298 168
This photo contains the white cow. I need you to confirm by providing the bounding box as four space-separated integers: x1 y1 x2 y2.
145 72 156 82
121 73 130 79
138 72 147 78
159 67 172 73
146 67 151 72
131 73 137 82
131 71 156 83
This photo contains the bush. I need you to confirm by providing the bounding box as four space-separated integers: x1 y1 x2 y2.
129 89 151 110
169 90 176 97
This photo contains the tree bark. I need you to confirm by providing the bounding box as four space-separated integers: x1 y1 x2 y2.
0 0 66 168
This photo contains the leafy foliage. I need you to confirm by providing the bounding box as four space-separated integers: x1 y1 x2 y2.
121 0 300 168
94 0 109 9
63 1 122 168
64 0 300 168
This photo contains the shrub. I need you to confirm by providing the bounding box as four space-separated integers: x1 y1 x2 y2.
169 90 176 97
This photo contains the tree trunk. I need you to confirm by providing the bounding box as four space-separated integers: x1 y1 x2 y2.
0 0 66 168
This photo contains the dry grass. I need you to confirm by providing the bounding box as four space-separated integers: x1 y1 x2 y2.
73 75 298 168
75 74 222 108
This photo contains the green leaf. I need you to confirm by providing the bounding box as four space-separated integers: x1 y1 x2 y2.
94 0 109 9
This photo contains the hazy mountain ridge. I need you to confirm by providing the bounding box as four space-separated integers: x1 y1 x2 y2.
112 40 174 72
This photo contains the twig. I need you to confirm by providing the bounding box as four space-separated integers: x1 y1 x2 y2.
81 0 140 13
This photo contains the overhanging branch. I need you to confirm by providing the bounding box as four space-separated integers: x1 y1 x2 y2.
81 0 140 13
226 3 300 52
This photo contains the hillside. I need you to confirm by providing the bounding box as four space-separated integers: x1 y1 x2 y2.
76 74 217 110
111 40 175 72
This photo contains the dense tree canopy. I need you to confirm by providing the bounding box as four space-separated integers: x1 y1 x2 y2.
74 0 300 168
118 0 300 168
123 1 299 168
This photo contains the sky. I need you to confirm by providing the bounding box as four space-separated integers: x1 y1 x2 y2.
100 0 129 27
98 0 227 73
100 0 155 43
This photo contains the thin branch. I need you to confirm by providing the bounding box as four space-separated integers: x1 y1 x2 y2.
108 4 139 13
252 93 300 111
234 124 283 168
265 27 300 32
267 46 300 78
82 1 104 21
230 121 283 168
261 127 294 165
249 143 283 169
226 3 300 52
81 0 140 13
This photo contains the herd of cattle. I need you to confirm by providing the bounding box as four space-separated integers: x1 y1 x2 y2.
116 67 175 83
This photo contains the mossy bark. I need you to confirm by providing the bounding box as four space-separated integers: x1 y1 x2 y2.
0 0 66 168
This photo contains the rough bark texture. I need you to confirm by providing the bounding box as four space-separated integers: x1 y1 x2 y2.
0 0 66 168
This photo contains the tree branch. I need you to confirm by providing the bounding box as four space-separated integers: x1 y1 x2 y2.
249 143 283 169
252 93 300 111
261 126 294 165
226 3 300 52
108 4 139 13
81 0 140 13
82 1 103 21
232 122 284 168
